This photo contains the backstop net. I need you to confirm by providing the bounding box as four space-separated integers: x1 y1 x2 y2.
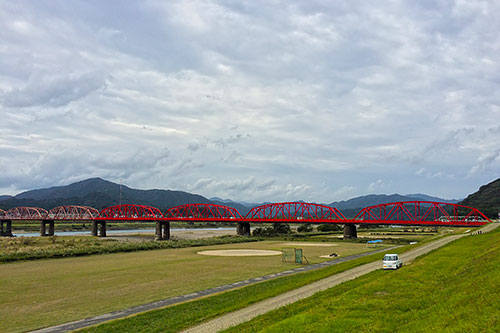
282 247 308 264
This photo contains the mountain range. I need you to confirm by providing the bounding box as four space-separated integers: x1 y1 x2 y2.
0 177 471 217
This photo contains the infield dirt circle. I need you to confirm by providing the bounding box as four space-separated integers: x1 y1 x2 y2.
197 249 282 257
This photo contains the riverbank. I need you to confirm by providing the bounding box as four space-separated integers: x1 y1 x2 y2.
0 234 253 263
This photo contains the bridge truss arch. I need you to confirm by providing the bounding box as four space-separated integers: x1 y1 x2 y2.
354 201 491 226
98 204 163 220
245 202 346 221
49 205 100 220
164 203 243 220
6 207 49 220
0 208 5 218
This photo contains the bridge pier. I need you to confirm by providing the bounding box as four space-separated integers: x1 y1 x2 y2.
343 224 357 239
155 221 170 241
40 220 55 236
91 221 107 237
0 220 13 237
237 222 251 236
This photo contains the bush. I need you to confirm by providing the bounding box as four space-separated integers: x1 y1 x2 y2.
317 224 342 232
273 223 291 234
297 224 313 233
252 224 292 237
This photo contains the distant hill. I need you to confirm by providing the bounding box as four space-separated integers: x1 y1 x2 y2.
209 198 251 216
405 193 460 203
459 178 500 218
0 195 12 202
0 178 212 211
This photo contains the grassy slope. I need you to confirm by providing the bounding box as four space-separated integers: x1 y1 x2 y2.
0 240 375 332
227 227 500 332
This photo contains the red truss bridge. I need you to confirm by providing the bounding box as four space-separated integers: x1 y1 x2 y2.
1 201 491 225
164 203 243 220
2 206 100 220
353 201 490 227
244 202 345 222
98 204 163 219
1 201 491 238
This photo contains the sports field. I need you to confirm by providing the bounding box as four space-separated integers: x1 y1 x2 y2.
0 239 381 332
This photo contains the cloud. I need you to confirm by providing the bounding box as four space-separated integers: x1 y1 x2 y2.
0 1 500 202
1 71 108 108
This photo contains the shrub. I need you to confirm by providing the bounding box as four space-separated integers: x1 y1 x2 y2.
317 224 342 232
297 224 313 233
273 223 291 234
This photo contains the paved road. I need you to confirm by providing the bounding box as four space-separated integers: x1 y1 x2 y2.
31 246 392 332
183 223 499 333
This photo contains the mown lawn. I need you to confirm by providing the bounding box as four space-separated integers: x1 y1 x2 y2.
226 226 500 332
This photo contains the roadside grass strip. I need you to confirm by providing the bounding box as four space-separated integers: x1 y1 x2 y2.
78 244 415 333
225 227 500 332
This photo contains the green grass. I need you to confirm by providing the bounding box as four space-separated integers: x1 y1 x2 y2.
0 239 379 332
225 227 500 332
0 235 256 262
77 244 415 333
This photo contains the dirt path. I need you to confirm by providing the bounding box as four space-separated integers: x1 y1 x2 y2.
183 223 499 333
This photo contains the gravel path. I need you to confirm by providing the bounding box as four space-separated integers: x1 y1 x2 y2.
183 223 499 333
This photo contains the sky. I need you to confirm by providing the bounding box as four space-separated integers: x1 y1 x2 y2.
1 1 499 203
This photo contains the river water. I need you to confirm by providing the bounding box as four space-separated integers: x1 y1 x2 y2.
13 227 235 237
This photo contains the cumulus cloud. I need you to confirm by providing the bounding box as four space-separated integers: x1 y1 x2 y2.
0 1 500 202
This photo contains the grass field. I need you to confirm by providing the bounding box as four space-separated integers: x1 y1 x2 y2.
0 239 379 332
79 246 414 333
226 227 500 332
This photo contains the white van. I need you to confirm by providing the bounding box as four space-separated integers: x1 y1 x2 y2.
383 254 402 270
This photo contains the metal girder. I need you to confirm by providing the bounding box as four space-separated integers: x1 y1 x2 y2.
245 202 346 220
354 201 491 225
6 207 49 219
49 205 100 220
164 203 243 219
98 204 163 219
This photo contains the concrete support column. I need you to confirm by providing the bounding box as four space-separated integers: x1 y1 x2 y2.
40 220 55 236
48 220 55 236
1 220 13 237
98 221 107 237
237 222 251 236
91 221 98 236
40 221 47 236
162 221 170 240
155 221 171 241
155 221 162 240
343 223 357 239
